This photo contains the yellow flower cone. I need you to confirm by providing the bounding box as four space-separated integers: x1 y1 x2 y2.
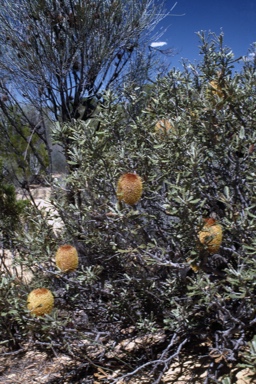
27 288 54 316
55 244 79 272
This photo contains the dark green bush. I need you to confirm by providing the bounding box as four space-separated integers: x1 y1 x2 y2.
0 171 27 241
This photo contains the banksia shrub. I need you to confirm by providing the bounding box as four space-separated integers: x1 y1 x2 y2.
6 31 255 383
27 288 54 316
55 244 79 272
198 218 223 254
116 173 143 205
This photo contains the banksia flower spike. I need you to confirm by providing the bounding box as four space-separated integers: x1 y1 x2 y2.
198 218 223 254
209 80 224 98
116 173 143 206
55 244 79 272
27 288 54 316
155 118 174 136
186 258 200 273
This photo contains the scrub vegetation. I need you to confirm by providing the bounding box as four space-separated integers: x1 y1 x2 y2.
0 1 256 382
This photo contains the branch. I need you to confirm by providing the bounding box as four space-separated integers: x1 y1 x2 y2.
110 335 188 384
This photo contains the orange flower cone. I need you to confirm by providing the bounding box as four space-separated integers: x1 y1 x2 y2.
155 118 174 136
116 173 143 206
198 218 223 254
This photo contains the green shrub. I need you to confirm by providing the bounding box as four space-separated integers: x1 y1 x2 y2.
0 167 28 247
1 31 256 383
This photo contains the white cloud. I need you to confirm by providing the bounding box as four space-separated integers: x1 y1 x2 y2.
150 42 167 48
243 52 256 62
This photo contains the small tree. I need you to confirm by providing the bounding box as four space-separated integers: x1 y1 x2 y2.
0 1 171 177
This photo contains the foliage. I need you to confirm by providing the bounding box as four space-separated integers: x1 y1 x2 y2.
0 168 28 242
1 31 256 383
0 0 171 190
0 0 168 129
0 0 165 117
0 106 50 185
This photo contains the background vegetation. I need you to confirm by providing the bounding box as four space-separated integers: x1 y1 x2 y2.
0 1 256 383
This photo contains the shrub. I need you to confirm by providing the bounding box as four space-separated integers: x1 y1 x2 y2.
0 169 28 244
1 31 256 383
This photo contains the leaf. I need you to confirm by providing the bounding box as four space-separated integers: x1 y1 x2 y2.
221 377 231 384
224 186 230 199
239 126 245 139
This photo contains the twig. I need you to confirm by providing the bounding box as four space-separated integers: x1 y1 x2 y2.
23 120 43 161
0 348 24 356
110 336 188 384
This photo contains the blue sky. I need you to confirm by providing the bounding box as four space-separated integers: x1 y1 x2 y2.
157 0 256 69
